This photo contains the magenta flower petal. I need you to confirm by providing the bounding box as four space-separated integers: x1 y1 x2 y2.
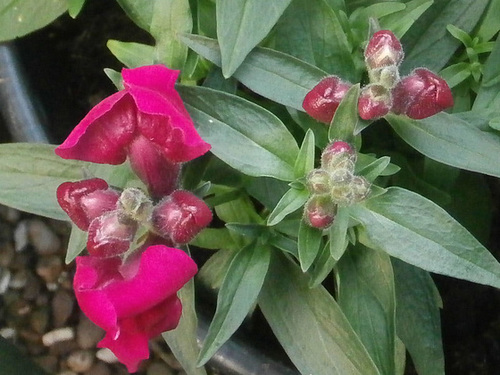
55 92 136 164
74 245 197 371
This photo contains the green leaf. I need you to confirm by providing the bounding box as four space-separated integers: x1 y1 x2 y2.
274 0 357 81
476 0 500 43
329 84 361 143
308 241 336 287
163 278 207 375
0 0 67 42
298 220 323 271
178 85 299 181
386 112 500 178
67 0 85 18
190 228 237 250
380 0 434 39
65 224 86 264
329 206 350 261
0 336 48 374
392 258 445 375
259 252 381 375
179 33 327 111
107 40 155 68
439 62 472 88
294 129 316 179
267 188 309 226
473 33 500 111
197 243 271 365
401 0 489 73
351 187 500 288
357 156 392 182
0 143 120 220
336 245 396 375
446 24 472 46
117 0 192 69
216 0 291 77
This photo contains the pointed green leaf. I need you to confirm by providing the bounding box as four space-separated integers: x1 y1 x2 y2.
65 224 87 264
259 252 381 375
198 243 270 365
336 245 396 375
178 85 299 181
476 0 500 43
386 112 500 178
0 0 67 42
216 0 291 77
163 278 207 375
67 0 85 18
308 241 336 288
294 129 316 179
473 33 500 111
274 0 356 80
267 188 309 226
329 206 350 261
329 84 361 143
298 220 323 271
179 33 327 111
351 187 500 288
107 40 155 68
380 0 434 39
357 156 392 182
392 258 445 375
269 233 299 259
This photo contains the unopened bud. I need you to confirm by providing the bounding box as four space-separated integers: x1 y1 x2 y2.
302 76 352 124
304 195 336 229
306 169 331 195
321 141 356 172
118 188 153 223
57 178 120 231
365 30 403 70
392 68 454 119
368 65 400 89
350 176 371 203
152 190 212 244
358 84 392 120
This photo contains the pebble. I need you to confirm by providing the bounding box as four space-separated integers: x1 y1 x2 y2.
9 269 28 289
147 361 175 375
42 327 75 346
51 289 74 327
0 205 21 223
30 307 50 334
76 314 104 349
28 219 61 255
58 371 78 375
13 220 29 252
23 270 42 300
96 348 119 364
0 267 11 294
66 349 94 372
34 355 59 373
84 362 111 375
36 255 63 284
0 327 16 340
0 241 14 267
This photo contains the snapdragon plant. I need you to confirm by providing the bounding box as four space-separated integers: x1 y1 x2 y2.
1 0 500 374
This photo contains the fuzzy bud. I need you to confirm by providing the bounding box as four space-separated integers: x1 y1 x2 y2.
304 195 336 229
358 84 392 120
365 30 404 70
321 141 356 172
306 169 331 195
152 190 212 244
350 176 371 203
302 76 352 124
392 68 454 119
118 188 153 224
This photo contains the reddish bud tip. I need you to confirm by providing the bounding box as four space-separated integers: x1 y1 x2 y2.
392 68 454 119
304 196 336 229
321 141 356 172
302 76 352 124
152 190 212 244
365 30 403 69
57 178 120 230
358 85 392 120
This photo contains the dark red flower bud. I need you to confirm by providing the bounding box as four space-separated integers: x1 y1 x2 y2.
302 76 352 124
365 30 403 69
304 195 336 229
358 84 392 120
152 190 212 244
321 141 356 172
87 211 138 258
57 178 120 230
392 68 454 119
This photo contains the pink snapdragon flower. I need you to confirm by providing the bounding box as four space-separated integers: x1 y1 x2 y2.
74 245 198 372
55 65 211 197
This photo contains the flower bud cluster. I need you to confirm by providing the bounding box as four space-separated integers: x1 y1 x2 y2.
302 30 453 123
304 141 370 229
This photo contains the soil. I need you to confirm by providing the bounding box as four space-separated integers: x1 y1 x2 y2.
2 1 500 374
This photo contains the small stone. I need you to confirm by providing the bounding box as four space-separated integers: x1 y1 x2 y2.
0 206 21 223
147 361 175 375
30 307 50 334
52 289 75 327
9 298 32 317
96 348 119 364
58 371 78 375
13 220 29 252
42 327 75 346
0 267 11 294
36 255 63 284
77 314 104 349
23 271 42 300
67 349 94 372
84 362 112 375
8 269 28 289
0 242 15 267
50 340 79 357
34 355 59 373
0 327 16 340
18 328 42 344
28 219 61 255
